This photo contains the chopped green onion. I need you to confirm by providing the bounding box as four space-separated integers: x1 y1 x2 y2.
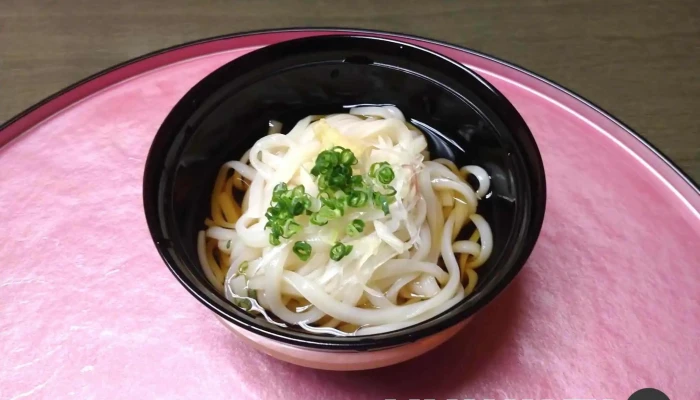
330 242 353 261
314 151 339 174
248 288 258 300
382 186 397 196
340 149 357 166
377 164 395 184
291 185 305 197
318 205 343 219
329 174 347 189
266 183 312 245
312 147 358 193
373 192 391 215
265 207 280 221
350 175 365 189
233 297 252 311
272 183 288 201
369 162 389 178
302 194 313 209
309 213 329 226
281 220 301 238
319 194 345 215
269 223 283 236
293 241 312 261
347 190 369 207
316 174 330 191
319 197 336 211
306 148 401 239
238 261 249 275
380 186 397 204
334 190 347 202
346 219 365 237
290 197 307 216
277 209 291 221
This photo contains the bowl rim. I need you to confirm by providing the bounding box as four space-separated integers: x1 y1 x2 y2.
143 34 547 351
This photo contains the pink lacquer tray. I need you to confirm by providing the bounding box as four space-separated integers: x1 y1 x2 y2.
1 29 698 400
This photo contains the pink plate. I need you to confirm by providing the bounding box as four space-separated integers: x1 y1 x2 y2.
1 29 698 400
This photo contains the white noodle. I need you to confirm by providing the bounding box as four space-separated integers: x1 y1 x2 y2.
200 106 493 335
205 226 237 241
225 160 257 181
349 105 405 121
465 214 493 269
452 240 481 256
461 165 491 199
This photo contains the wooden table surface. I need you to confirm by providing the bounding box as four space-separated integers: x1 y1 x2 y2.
1 0 698 181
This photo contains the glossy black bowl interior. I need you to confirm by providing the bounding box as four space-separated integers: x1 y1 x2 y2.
143 35 546 351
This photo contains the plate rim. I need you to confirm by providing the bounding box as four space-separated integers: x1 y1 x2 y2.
1 27 696 193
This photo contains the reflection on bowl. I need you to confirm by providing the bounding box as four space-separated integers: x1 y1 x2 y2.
143 35 546 370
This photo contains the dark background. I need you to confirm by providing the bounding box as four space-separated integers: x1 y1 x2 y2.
1 0 698 180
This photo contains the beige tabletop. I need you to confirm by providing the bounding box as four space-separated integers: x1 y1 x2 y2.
1 0 698 181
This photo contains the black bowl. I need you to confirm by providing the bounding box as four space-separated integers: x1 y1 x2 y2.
143 35 546 351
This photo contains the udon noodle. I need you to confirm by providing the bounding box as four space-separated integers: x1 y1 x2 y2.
197 106 492 336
